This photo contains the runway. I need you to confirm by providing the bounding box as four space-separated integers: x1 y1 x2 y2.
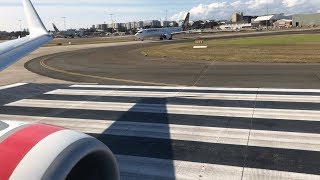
1 83 319 179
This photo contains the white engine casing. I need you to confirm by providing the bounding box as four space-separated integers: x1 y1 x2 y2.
0 121 119 180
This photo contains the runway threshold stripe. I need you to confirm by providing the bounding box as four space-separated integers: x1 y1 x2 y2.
6 99 320 121
68 87 320 96
0 83 28 91
253 108 320 121
69 87 261 94
257 94 320 103
34 93 320 111
35 94 256 108
70 84 260 92
260 88 320 93
5 99 255 118
71 84 320 93
1 106 319 134
47 89 320 103
91 134 320 175
116 155 320 180
46 89 258 101
26 94 320 110
1 114 320 152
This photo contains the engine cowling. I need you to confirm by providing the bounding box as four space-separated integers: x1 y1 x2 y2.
161 34 172 40
0 121 119 180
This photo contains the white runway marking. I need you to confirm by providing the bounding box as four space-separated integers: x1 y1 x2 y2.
1 84 320 179
0 114 319 152
72 84 320 93
0 83 27 90
47 89 258 101
48 88 320 103
70 84 260 91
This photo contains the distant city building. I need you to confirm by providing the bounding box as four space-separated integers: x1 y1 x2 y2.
139 21 144 28
161 21 179 27
107 24 113 28
125 22 131 30
232 12 257 24
152 20 161 27
120 23 126 28
161 21 171 27
96 24 108 31
170 21 179 27
232 12 243 24
143 20 161 28
113 23 120 29
292 13 320 27
134 21 143 29
130 22 136 29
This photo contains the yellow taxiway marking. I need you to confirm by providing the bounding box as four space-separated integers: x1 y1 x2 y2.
39 56 186 87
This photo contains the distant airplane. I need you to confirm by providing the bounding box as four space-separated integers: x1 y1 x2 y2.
0 1 119 179
52 23 82 38
135 12 190 41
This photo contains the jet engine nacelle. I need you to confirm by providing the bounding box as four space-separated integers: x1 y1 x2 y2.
160 34 172 40
0 121 119 180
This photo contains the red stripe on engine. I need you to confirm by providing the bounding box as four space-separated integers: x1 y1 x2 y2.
0 124 63 179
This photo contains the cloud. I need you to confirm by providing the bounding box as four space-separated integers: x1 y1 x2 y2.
170 0 320 21
1 0 320 31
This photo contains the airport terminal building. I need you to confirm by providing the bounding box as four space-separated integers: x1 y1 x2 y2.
292 13 320 27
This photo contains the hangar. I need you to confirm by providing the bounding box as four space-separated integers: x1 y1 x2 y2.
292 13 320 27
253 14 292 27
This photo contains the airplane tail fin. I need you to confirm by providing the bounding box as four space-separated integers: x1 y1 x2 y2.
22 0 48 36
52 23 60 32
182 12 190 31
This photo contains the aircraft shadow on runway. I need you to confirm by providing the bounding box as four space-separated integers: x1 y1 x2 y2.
89 98 175 179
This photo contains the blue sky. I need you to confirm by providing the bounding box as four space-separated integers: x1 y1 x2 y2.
0 0 319 31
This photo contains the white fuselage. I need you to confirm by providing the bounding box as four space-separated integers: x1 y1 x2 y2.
135 27 183 40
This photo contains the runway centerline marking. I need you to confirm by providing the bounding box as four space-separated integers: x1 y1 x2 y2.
39 56 186 87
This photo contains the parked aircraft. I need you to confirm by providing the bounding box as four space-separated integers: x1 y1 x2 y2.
52 23 83 38
135 12 190 41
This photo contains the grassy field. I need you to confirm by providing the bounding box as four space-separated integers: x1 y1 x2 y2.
141 34 320 63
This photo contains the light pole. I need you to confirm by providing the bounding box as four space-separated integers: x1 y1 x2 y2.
62 17 66 30
109 14 114 24
109 14 114 33
266 0 269 29
19 20 22 37
165 10 168 21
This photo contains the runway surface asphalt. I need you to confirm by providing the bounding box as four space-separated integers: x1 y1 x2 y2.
26 42 320 88
0 83 320 179
5 31 320 179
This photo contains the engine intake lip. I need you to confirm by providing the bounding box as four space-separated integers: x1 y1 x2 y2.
43 137 120 180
